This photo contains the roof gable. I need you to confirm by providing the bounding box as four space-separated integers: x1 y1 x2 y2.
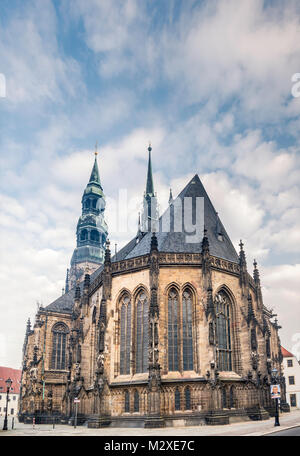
117 174 239 263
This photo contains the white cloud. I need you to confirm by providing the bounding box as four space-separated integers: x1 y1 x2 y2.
0 0 83 104
262 264 300 355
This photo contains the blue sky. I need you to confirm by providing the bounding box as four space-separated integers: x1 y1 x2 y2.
0 0 300 367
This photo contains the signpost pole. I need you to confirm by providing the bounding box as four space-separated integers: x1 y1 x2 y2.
274 396 280 427
270 383 280 427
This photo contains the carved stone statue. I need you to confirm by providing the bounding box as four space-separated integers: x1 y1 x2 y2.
30 366 38 381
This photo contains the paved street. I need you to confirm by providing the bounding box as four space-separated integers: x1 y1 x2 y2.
0 410 300 436
266 425 300 436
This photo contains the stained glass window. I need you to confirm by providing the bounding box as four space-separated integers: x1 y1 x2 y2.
120 295 131 375
135 292 149 373
215 292 232 371
168 289 179 371
51 323 68 370
182 290 193 371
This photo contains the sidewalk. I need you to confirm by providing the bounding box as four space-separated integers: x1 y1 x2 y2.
1 410 300 436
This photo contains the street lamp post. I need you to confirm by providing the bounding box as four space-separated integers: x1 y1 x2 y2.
271 368 280 427
3 377 13 431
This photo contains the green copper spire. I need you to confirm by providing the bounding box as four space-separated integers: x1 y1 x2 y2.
88 142 102 188
69 144 108 288
146 143 154 196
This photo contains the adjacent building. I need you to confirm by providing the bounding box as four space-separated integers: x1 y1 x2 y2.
0 366 21 417
281 347 300 409
19 145 290 427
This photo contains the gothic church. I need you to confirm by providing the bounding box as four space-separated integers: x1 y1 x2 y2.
19 145 289 427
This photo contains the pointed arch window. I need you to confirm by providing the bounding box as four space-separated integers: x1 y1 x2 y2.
168 288 179 371
215 291 232 371
51 323 69 370
120 294 131 375
222 387 227 409
229 386 234 409
134 390 139 412
185 386 191 410
135 291 149 373
175 388 181 411
124 390 130 413
182 289 194 371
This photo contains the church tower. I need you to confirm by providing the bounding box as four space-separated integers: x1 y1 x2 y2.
141 144 159 232
68 145 108 289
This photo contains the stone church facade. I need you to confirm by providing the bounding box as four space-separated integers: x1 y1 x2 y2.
19 146 289 427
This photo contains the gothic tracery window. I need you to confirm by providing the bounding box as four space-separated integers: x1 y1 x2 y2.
168 288 179 371
215 291 233 371
182 289 194 371
168 287 194 372
120 294 131 375
51 323 69 370
135 291 149 373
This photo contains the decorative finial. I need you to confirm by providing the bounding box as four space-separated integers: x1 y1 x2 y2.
95 141 98 156
148 141 152 152
239 239 244 250
169 188 173 205
253 259 257 269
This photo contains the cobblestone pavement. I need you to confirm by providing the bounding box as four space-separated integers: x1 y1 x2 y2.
0 410 300 436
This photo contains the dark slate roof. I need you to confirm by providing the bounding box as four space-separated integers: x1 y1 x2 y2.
114 174 239 263
45 287 75 313
45 174 238 313
45 264 104 313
